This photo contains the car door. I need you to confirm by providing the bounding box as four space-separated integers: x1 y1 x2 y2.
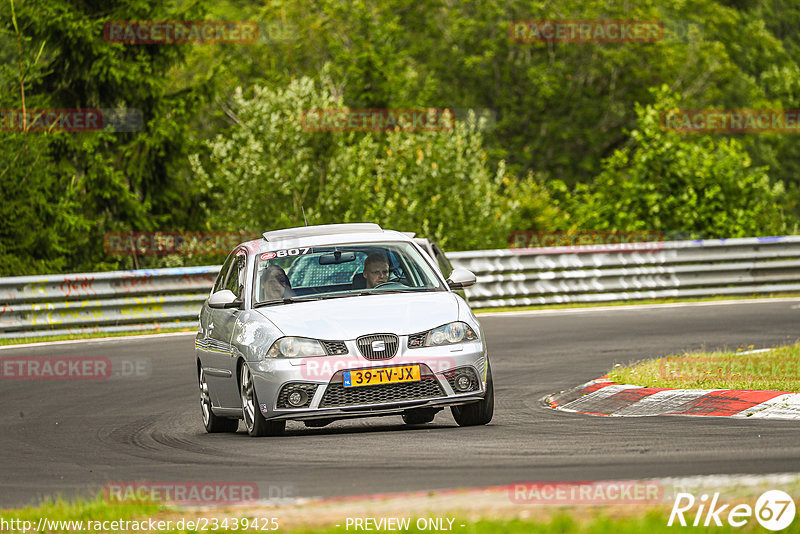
205 249 247 409
197 253 233 402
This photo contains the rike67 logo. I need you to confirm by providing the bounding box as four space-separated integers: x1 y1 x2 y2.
669 490 796 531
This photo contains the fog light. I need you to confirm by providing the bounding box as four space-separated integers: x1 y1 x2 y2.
455 374 472 392
287 390 307 407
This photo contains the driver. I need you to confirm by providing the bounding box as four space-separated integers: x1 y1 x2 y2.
363 253 389 289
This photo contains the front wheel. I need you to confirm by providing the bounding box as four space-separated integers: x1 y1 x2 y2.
199 366 239 433
451 362 494 426
240 364 285 437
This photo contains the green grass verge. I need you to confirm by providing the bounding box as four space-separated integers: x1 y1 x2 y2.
609 342 800 392
2 494 165 523
0 327 194 346
474 292 800 314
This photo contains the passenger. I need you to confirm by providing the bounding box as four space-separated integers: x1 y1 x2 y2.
260 265 293 301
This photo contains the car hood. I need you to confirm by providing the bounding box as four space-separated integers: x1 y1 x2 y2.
254 291 459 339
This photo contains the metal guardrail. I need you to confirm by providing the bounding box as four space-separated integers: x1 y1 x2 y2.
448 235 800 308
0 266 219 339
1 236 799 338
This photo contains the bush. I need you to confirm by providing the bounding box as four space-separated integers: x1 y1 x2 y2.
190 74 546 250
556 86 789 238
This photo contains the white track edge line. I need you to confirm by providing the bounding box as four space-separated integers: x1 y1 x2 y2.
477 297 800 317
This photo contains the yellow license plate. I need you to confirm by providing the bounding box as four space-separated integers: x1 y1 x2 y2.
343 365 421 388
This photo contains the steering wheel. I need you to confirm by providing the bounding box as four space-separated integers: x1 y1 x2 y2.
373 281 407 289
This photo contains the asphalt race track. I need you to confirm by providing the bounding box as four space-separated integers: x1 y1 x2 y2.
1 299 799 507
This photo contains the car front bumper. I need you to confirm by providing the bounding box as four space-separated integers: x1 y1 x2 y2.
248 340 488 422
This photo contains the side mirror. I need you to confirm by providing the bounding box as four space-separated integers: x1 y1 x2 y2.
208 289 242 309
446 268 477 290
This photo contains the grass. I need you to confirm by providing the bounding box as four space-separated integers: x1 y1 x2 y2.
473 292 800 314
0 327 194 347
2 494 166 523
609 342 800 392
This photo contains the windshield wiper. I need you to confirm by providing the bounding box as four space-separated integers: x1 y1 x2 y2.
253 296 324 308
254 288 435 307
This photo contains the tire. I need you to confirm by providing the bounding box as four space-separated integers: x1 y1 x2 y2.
402 408 438 425
451 362 494 427
199 366 239 433
240 363 285 437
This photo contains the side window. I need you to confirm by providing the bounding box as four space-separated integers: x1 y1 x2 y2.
225 253 246 297
433 244 452 277
213 253 236 293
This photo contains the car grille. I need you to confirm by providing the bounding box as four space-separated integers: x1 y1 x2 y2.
276 383 318 408
322 340 348 355
356 334 398 360
444 367 480 393
319 377 445 408
407 331 427 348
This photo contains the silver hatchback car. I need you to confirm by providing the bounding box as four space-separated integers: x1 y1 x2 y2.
195 223 493 436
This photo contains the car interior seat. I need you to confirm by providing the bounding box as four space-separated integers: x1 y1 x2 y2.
351 271 366 289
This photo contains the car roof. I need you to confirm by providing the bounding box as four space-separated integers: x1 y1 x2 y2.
239 223 416 254
262 223 383 241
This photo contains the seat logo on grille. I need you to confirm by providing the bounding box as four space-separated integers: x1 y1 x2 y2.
371 340 386 352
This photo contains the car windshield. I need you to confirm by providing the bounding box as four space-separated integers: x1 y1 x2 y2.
253 241 445 305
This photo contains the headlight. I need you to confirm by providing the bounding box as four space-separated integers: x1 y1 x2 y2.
266 337 327 358
424 322 478 346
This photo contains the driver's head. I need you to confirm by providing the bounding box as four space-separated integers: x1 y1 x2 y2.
363 253 389 289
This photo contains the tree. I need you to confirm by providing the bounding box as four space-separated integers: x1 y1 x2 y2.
190 75 536 250
556 87 790 238
0 0 211 274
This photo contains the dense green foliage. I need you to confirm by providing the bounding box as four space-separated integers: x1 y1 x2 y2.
555 87 788 237
1 0 209 274
191 77 523 250
2 0 800 275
